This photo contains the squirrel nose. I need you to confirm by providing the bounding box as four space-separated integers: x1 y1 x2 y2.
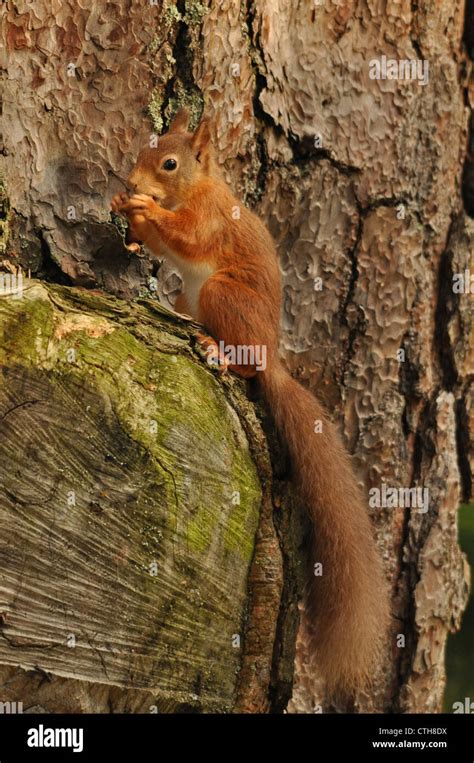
127 178 138 193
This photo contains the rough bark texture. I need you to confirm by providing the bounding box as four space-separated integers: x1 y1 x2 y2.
1 0 472 712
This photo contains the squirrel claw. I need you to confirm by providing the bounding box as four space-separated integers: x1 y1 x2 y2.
111 192 129 214
195 332 229 374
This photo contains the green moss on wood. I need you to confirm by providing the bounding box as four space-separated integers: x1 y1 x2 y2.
0 294 54 365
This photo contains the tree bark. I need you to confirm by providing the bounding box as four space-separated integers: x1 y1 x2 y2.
1 0 472 712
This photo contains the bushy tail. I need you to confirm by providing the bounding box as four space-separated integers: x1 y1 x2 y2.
260 362 389 692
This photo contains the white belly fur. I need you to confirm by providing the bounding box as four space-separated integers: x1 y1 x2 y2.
160 243 216 318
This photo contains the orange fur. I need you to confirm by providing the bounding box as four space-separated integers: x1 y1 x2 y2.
111 109 390 693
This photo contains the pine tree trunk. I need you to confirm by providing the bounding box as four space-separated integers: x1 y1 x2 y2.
1 0 472 712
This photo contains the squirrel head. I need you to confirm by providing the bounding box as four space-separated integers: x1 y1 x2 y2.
127 108 216 208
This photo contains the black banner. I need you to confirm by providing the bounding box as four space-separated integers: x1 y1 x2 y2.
0 712 472 761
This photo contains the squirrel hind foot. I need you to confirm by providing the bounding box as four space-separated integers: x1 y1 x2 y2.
195 332 230 374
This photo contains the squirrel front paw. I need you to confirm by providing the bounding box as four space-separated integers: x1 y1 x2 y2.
121 194 161 222
111 193 130 215
110 193 145 253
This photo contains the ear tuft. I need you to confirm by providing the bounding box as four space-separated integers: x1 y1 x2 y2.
168 107 190 134
191 118 212 162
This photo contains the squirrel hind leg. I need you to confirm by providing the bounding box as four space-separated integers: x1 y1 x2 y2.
197 274 277 378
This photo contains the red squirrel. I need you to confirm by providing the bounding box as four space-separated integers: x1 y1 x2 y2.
111 108 389 693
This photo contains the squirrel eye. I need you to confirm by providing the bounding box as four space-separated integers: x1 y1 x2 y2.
162 158 177 171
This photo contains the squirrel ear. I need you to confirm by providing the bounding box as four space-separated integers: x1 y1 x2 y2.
168 107 190 134
191 118 212 163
